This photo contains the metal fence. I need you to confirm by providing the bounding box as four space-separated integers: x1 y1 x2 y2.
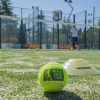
0 7 100 49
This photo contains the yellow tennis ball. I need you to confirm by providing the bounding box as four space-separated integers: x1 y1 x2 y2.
36 48 39 51
38 63 68 92
71 48 73 51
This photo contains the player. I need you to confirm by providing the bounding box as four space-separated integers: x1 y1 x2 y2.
69 25 80 50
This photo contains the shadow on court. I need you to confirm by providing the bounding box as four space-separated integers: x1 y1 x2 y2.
44 90 82 100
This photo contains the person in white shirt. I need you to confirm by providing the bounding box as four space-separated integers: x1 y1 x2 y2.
70 25 80 50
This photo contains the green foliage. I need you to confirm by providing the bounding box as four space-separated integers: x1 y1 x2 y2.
0 0 13 16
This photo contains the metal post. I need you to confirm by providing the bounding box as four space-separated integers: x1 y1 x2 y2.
37 10 39 44
99 28 100 50
88 13 92 49
53 23 54 44
66 25 69 45
73 14 75 23
93 7 95 26
73 14 75 49
90 29 92 49
21 8 23 48
57 23 59 49
84 10 87 49
92 7 95 49
40 10 42 49
67 1 73 21
32 10 34 44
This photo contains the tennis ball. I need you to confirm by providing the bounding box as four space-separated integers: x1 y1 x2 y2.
38 63 68 92
71 48 73 51
36 48 39 51
28 48 30 51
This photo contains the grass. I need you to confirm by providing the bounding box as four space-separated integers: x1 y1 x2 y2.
0 49 100 100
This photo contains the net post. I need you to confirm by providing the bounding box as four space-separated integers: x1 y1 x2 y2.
84 10 87 49
0 17 1 49
73 14 75 23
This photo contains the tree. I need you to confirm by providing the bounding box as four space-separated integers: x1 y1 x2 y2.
59 19 72 44
0 0 13 16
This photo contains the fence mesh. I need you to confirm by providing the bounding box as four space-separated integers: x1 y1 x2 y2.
0 8 100 49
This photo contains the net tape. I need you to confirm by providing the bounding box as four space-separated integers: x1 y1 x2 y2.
0 15 100 29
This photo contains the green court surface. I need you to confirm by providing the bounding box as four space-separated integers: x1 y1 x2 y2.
0 49 100 100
